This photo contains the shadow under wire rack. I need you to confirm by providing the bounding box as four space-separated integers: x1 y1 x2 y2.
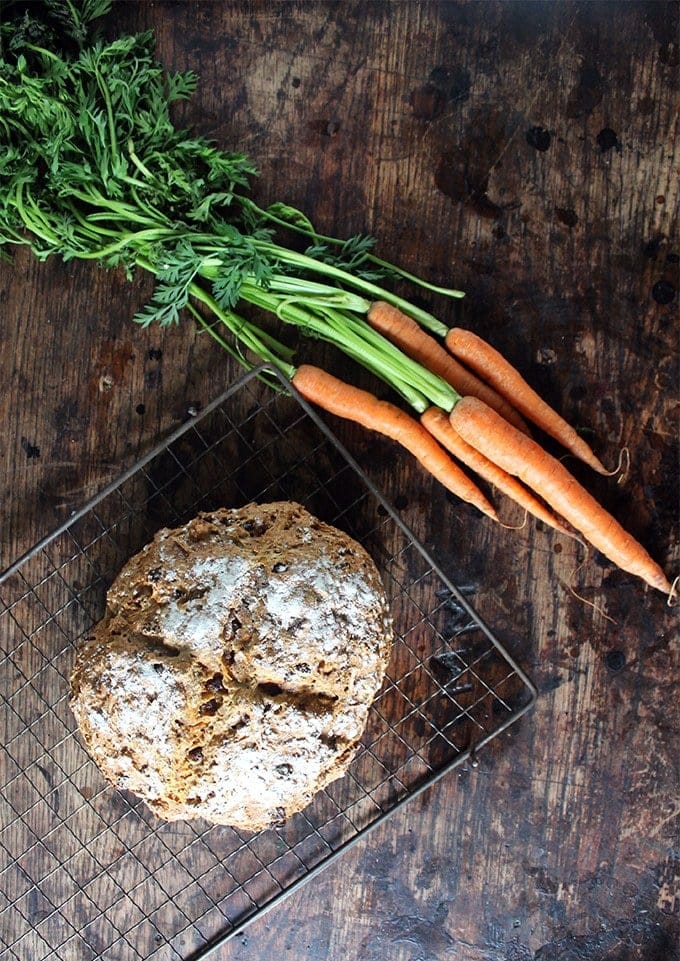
0 365 536 961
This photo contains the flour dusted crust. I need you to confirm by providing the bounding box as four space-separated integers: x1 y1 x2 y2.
69 502 393 830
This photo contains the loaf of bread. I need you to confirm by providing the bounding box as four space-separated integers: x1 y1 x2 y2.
70 502 393 830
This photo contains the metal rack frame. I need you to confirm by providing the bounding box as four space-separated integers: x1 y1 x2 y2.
0 365 537 961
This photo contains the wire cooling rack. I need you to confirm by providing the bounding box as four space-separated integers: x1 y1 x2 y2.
0 365 536 961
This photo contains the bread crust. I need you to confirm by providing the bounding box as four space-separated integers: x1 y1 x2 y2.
70 502 393 830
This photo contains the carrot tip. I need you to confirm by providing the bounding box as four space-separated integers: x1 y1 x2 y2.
578 449 610 476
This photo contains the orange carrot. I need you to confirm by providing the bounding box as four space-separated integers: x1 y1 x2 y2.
367 301 529 434
445 327 608 474
421 406 574 538
449 396 671 593
291 365 498 520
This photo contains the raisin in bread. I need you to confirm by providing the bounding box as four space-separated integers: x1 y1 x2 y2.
69 502 393 830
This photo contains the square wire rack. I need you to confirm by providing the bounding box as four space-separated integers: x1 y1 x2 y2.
0 365 536 961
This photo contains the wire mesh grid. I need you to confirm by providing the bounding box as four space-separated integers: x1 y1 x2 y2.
0 365 536 961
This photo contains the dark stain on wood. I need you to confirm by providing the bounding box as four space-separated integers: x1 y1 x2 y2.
20 437 40 460
566 61 606 119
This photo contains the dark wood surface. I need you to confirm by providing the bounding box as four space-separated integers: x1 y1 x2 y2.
1 2 678 959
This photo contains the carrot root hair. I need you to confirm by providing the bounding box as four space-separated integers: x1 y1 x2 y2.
565 581 617 625
614 447 631 485
557 537 617 624
497 510 529 532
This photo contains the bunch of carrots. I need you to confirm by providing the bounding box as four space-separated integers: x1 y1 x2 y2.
290 302 672 598
0 0 673 600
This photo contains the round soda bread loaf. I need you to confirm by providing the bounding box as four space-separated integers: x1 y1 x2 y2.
69 501 393 830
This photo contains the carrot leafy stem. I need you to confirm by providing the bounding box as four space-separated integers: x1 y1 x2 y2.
0 0 458 383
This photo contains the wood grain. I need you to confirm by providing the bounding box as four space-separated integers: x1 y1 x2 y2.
1 2 678 960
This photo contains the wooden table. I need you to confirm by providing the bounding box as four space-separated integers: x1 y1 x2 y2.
1 2 677 959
